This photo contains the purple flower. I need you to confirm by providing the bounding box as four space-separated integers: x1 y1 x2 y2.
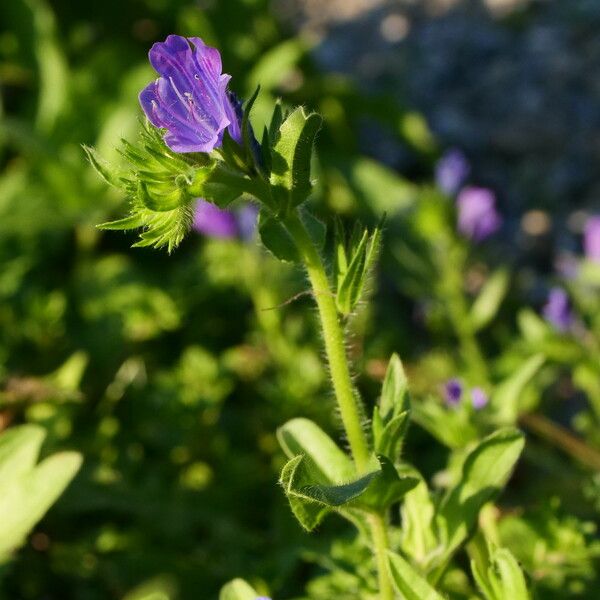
193 199 257 240
471 387 488 410
444 378 463 406
584 216 600 263
436 149 471 195
542 287 573 332
139 35 241 154
456 187 502 242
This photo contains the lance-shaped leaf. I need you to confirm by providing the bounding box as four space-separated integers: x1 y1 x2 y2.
400 476 439 568
270 107 321 211
471 546 531 600
219 578 261 600
335 223 381 316
470 269 510 332
411 397 479 449
435 428 524 564
373 354 411 461
492 354 544 423
387 551 445 600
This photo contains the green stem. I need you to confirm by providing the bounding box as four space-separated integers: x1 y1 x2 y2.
368 513 394 600
441 247 489 382
284 210 370 472
285 209 394 599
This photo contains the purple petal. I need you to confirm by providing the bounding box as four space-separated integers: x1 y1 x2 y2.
471 387 488 410
456 187 502 242
584 216 600 263
436 149 471 195
542 287 573 332
444 378 463 406
236 204 259 241
193 199 239 239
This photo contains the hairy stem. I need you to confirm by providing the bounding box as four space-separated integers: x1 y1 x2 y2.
285 209 393 599
285 210 370 472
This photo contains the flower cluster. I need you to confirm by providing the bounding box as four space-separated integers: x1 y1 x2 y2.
444 378 488 410
139 35 241 153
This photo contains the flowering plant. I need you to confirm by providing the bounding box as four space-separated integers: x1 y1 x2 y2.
87 35 531 600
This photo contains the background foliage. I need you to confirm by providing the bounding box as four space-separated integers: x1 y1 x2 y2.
1 0 599 598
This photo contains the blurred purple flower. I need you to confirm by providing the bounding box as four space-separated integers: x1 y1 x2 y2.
139 35 241 153
584 216 600 263
471 387 488 410
436 149 471 195
542 287 573 332
237 204 260 241
193 199 257 240
444 378 463 406
456 187 502 242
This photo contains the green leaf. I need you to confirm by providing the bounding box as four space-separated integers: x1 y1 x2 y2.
358 457 419 511
301 210 326 250
400 477 438 566
472 546 531 600
492 354 544 423
219 578 260 600
436 428 525 563
380 353 410 419
277 418 354 482
241 86 264 174
0 425 45 484
258 211 300 263
336 229 368 315
373 411 410 462
470 269 509 332
335 222 381 316
279 454 415 530
0 446 82 561
412 397 479 449
372 354 411 462
387 551 445 600
270 107 322 210
197 163 265 209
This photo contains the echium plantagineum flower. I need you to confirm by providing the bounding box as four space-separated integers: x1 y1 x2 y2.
139 35 241 153
456 186 502 242
444 378 463 406
436 149 470 196
583 215 600 263
193 199 258 240
471 387 488 410
543 287 573 332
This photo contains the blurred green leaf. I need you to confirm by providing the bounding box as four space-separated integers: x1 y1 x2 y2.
219 578 260 600
387 550 444 600
470 269 509 332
